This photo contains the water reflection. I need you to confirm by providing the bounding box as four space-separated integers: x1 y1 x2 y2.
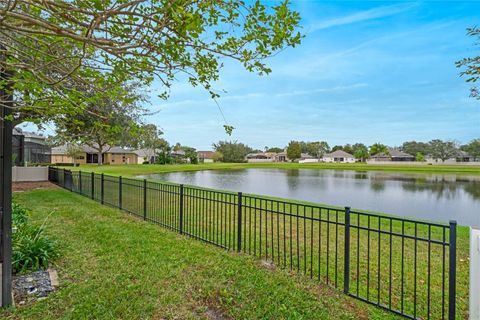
138 169 480 226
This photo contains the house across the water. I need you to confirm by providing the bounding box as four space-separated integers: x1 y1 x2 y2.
425 150 479 163
197 151 215 163
51 145 138 165
322 150 356 163
246 152 288 163
370 149 415 162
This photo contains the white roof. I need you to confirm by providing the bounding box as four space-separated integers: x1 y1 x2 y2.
324 150 355 158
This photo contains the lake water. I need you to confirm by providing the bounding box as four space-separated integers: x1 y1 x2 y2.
138 169 480 226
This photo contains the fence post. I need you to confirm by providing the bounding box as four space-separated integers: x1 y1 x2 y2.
470 227 480 320
179 184 184 234
119 176 122 210
344 207 351 294
449 220 457 320
100 173 104 205
79 170 82 194
143 179 147 221
62 168 66 187
237 192 243 253
91 172 94 199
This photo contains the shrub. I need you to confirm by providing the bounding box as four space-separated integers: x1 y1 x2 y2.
12 203 59 273
28 163 52 167
54 163 80 167
12 202 29 226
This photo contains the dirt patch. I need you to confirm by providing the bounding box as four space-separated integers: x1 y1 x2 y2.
258 259 276 271
13 181 59 192
205 307 229 320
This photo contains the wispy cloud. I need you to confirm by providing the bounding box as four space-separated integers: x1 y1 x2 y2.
310 2 418 32
155 84 368 109
275 83 368 97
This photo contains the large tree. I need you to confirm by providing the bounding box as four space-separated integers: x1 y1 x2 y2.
401 141 430 157
286 141 301 161
428 139 459 162
302 141 330 158
369 143 389 156
462 139 480 161
134 124 165 164
457 27 480 100
353 144 369 162
213 140 252 163
266 147 284 153
54 82 144 164
1 0 302 125
0 0 302 305
64 144 84 167
182 146 198 164
156 140 173 165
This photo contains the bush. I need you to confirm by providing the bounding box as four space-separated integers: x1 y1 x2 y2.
28 163 51 167
142 161 150 164
54 163 80 167
12 202 29 226
12 202 59 273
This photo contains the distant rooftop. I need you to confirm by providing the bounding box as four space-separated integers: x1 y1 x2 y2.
324 150 354 158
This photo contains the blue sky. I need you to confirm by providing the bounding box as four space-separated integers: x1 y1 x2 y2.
24 1 480 150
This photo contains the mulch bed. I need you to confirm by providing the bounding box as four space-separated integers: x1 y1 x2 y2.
13 181 59 192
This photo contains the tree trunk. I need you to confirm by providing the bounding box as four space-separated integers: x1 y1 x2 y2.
97 151 103 165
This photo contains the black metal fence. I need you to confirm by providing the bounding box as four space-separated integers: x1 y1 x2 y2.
48 167 457 319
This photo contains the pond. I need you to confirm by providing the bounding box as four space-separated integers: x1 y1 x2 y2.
138 168 480 226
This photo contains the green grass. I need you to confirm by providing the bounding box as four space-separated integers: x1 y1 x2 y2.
2 188 402 319
64 162 480 177
79 174 469 319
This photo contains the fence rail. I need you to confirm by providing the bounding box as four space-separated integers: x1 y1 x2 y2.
48 167 457 319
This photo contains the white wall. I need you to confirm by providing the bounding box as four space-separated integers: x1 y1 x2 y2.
299 159 319 163
366 160 480 166
12 166 48 182
322 157 356 163
366 160 419 165
247 159 274 163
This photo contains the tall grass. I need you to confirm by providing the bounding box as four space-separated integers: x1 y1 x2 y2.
12 202 59 273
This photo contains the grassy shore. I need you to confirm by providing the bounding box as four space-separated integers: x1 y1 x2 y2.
47 167 474 318
49 163 472 318
62 162 480 177
3 188 399 319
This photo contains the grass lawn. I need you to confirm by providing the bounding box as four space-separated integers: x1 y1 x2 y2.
49 163 472 319
2 188 402 319
62 162 480 177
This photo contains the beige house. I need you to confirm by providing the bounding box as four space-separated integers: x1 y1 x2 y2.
246 152 288 163
322 150 356 163
51 145 138 165
198 151 215 163
134 148 158 164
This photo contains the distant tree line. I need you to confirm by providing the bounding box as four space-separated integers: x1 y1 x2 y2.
204 139 480 164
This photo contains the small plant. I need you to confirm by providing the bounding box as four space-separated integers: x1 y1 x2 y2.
12 202 29 226
12 202 59 273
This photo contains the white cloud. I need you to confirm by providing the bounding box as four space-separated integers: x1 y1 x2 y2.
310 2 418 32
275 83 368 97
